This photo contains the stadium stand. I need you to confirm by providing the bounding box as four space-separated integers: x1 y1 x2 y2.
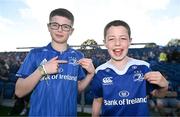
3 82 15 99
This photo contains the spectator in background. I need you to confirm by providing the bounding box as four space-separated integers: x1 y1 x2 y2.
148 94 157 112
156 73 180 116
158 48 168 63
91 20 168 116
171 48 180 63
15 8 95 116
0 58 9 81
156 82 180 116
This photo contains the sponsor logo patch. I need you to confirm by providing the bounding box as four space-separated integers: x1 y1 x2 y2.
119 90 129 97
102 77 113 85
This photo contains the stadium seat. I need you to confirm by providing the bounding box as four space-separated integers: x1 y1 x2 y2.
3 82 15 99
9 73 18 83
0 80 4 96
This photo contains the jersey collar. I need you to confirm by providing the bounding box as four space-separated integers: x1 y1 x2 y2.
46 43 71 53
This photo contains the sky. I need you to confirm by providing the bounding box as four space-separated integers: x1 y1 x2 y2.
0 0 180 52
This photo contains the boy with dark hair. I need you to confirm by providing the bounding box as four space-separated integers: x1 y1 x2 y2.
15 8 95 116
91 20 168 116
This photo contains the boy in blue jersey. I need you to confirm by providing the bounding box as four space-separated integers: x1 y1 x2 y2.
91 20 168 116
15 8 95 116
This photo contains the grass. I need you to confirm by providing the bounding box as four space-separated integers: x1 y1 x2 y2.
0 105 12 116
0 105 91 116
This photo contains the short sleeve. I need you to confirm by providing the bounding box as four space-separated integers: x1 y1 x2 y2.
91 73 103 98
16 50 36 78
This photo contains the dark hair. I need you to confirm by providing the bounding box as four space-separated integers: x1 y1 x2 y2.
49 8 74 25
104 20 131 39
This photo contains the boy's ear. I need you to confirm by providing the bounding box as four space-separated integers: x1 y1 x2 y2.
129 38 132 46
47 24 50 32
69 28 74 35
103 39 108 48
103 39 105 44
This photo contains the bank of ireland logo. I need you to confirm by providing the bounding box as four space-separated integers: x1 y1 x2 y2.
102 77 113 85
133 71 144 82
119 90 129 97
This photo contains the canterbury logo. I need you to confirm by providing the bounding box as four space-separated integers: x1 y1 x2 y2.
103 77 113 85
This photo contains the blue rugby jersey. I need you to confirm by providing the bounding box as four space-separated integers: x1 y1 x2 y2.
16 43 85 116
91 58 155 116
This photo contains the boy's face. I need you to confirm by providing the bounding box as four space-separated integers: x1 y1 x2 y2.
48 16 74 44
104 26 131 61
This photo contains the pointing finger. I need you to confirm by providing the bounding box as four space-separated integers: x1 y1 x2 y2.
57 60 68 64
49 56 58 61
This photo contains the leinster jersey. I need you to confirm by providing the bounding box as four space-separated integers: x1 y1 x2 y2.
91 58 155 116
16 43 85 116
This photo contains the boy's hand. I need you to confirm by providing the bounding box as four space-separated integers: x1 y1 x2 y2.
44 56 68 74
78 58 95 76
144 71 168 88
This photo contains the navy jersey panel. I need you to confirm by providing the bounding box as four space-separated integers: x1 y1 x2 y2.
16 43 86 116
91 58 155 116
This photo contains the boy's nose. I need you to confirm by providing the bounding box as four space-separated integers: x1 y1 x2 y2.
115 39 121 45
58 25 63 32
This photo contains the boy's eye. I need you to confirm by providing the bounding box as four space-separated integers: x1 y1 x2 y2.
52 24 58 27
108 38 114 41
121 38 127 40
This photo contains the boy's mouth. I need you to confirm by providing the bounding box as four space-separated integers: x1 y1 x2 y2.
113 49 123 56
55 34 64 38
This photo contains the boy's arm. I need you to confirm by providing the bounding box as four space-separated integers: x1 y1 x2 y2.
92 98 102 117
78 58 95 93
145 71 169 97
15 67 43 98
16 56 66 97
151 86 168 97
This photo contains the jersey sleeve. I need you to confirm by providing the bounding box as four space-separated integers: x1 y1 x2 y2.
16 50 36 78
91 73 103 98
